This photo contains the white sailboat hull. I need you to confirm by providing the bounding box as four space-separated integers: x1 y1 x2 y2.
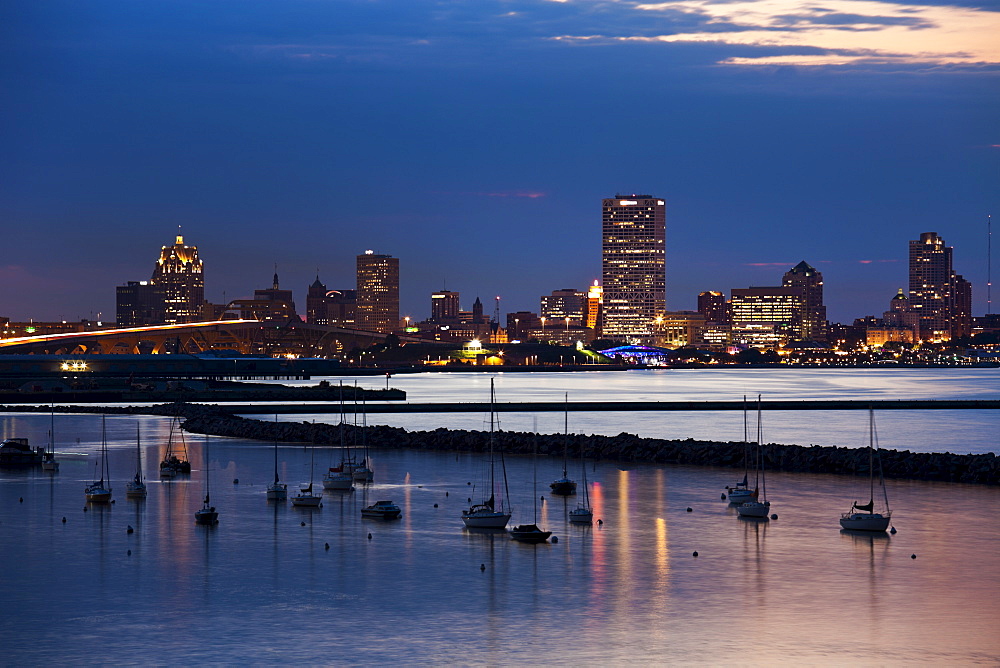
85 486 112 503
840 512 891 531
291 494 322 507
266 482 287 500
322 474 354 490
569 507 593 524
462 510 511 529
727 488 754 504
126 482 147 498
736 500 771 518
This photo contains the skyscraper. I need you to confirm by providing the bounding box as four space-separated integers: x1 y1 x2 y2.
601 195 666 342
730 287 806 349
356 251 399 333
151 233 204 324
540 289 585 326
909 232 971 340
782 261 827 341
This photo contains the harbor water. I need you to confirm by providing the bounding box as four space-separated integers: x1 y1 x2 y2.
2 369 998 664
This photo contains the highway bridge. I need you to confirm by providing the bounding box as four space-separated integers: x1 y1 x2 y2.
0 319 437 356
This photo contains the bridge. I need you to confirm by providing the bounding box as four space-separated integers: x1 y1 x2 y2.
0 319 436 356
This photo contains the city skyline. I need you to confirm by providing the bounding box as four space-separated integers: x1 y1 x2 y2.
1 1 997 323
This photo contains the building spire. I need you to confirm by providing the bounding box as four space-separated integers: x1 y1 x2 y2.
273 263 279 290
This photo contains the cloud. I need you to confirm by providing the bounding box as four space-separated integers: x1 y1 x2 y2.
554 0 1000 67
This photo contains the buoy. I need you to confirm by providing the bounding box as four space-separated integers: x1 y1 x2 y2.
83 507 88 512
127 549 132 556
111 500 115 504
233 478 239 484
480 563 486 571
467 482 471 485
19 497 23 503
686 507 693 512
418 485 423 488
445 491 449 497
693 551 698 557
721 494 726 500
61 517 66 523
597 519 603 525
890 527 897 534
770 513 778 520
911 554 917 559
324 543 330 550
433 503 438 508
368 532 373 540
551 536 558 543
300 521 306 527
127 525 134 534
468 497 472 503
540 496 545 502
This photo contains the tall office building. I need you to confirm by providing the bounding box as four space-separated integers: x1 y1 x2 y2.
782 261 827 341
307 275 329 324
601 195 666 342
909 232 972 340
730 287 806 349
151 233 204 324
115 281 165 327
356 251 399 333
697 291 727 323
540 289 586 326
431 291 460 323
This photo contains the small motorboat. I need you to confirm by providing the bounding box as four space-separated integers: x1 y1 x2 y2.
361 500 401 519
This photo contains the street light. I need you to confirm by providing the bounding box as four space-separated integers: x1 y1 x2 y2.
540 317 546 341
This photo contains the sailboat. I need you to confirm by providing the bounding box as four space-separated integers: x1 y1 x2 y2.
735 396 771 519
292 426 322 508
549 393 577 495
266 416 287 500
462 378 512 529
323 390 354 491
840 408 893 532
353 397 374 483
41 405 59 472
726 395 754 505
568 440 593 524
511 433 553 543
126 424 147 498
84 415 112 503
194 434 219 525
160 416 191 478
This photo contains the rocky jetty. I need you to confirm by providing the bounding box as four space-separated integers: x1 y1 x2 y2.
174 404 999 486
3 401 995 484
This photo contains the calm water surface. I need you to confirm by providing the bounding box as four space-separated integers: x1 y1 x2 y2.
2 406 999 665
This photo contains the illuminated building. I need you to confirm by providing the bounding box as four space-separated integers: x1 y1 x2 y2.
730 287 806 349
584 281 603 334
655 311 706 349
306 275 329 324
151 233 204 324
116 281 165 327
431 291 460 323
541 289 585 325
697 291 727 324
356 251 399 334
601 195 666 343
782 261 827 341
909 232 972 340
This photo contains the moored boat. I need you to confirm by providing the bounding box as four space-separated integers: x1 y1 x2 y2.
840 409 893 532
361 500 401 519
194 435 218 525
126 424 147 499
462 379 511 530
85 416 113 504
736 396 771 519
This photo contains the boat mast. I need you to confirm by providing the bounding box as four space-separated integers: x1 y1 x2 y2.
563 393 569 478
757 395 765 503
868 407 875 509
273 414 280 484
489 378 496 507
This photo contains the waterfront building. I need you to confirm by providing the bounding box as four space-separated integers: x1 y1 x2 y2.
431 291 461 323
867 327 916 347
601 195 666 343
506 311 539 341
654 311 706 349
541 289 586 326
151 233 205 324
697 291 727 324
116 281 165 327
909 232 972 340
782 261 827 341
730 287 806 349
584 281 603 335
356 251 399 333
306 275 329 324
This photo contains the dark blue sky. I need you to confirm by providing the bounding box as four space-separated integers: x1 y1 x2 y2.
2 0 997 324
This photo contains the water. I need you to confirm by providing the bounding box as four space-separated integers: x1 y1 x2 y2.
282 368 1000 455
2 369 999 664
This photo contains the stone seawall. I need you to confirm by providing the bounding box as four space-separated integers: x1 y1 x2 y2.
169 404 998 486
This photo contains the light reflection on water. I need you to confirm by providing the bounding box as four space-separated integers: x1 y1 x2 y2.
2 413 999 665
